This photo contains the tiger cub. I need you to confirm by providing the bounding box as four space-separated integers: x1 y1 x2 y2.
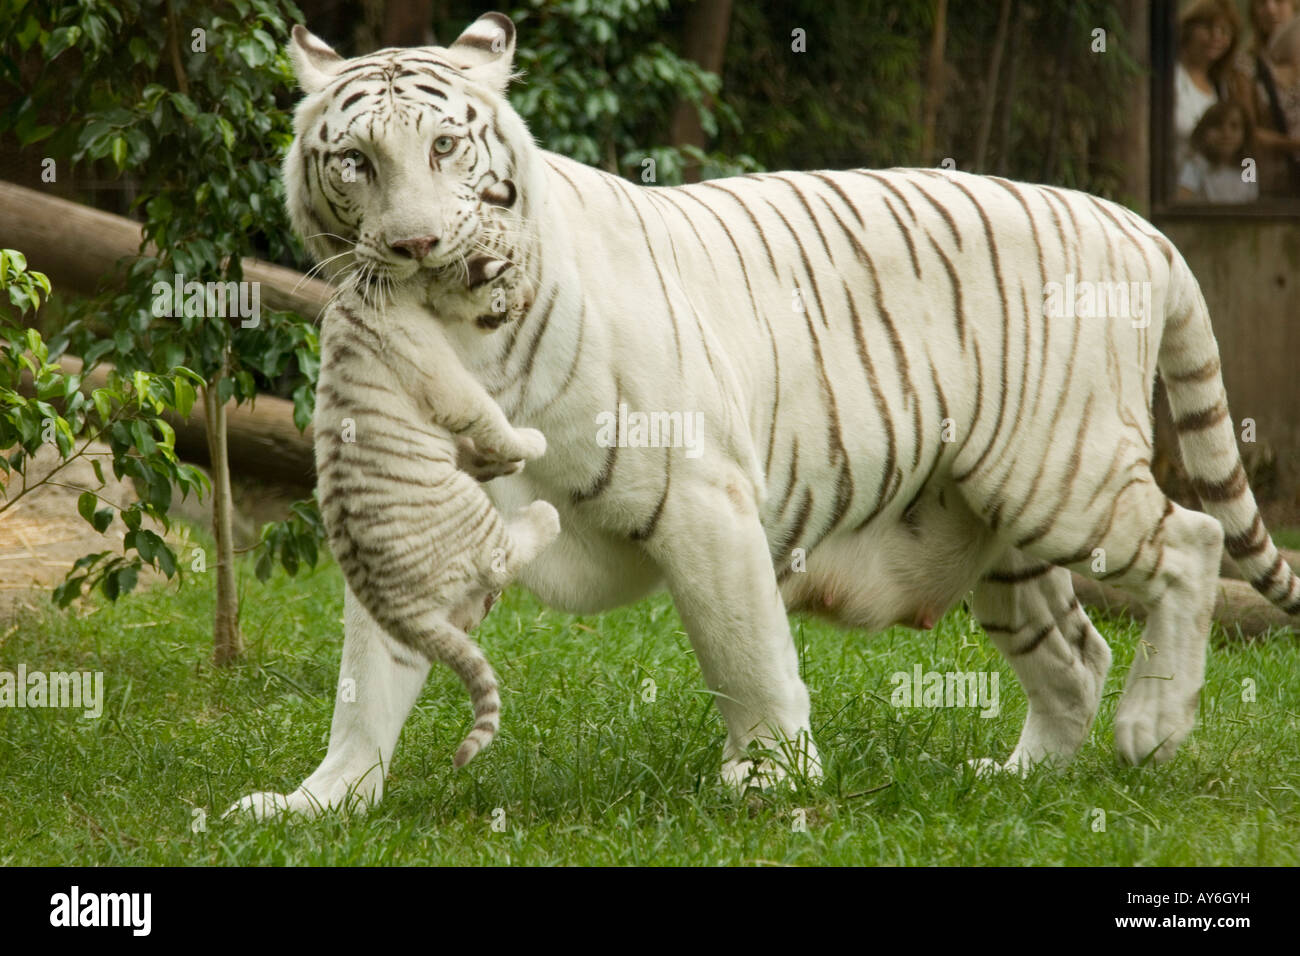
315 273 560 768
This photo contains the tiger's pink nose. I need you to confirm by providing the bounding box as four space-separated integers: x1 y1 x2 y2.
389 235 440 260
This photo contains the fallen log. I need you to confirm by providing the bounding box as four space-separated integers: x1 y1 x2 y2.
1220 547 1300 581
0 179 331 317
1071 572 1296 638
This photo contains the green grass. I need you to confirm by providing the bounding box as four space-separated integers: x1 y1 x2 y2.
1272 527 1300 551
1 529 1297 865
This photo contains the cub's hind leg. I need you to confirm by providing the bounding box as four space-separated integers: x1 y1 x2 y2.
971 550 1111 773
495 500 561 575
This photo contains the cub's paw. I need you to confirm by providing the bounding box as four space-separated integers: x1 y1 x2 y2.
507 427 547 461
522 499 561 544
455 435 523 482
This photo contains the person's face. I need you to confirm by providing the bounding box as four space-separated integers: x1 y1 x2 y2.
1206 17 1234 60
1206 114 1245 160
1188 18 1233 64
1253 0 1296 41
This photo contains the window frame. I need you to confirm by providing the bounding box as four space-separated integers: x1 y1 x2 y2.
1150 0 1300 219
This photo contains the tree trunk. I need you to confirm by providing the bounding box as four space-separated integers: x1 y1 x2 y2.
205 369 243 665
994 1 1025 176
1041 0 1078 182
921 0 949 163
668 0 733 183
1096 0 1151 214
973 0 1012 171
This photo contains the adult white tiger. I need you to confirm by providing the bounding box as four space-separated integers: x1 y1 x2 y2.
230 12 1299 818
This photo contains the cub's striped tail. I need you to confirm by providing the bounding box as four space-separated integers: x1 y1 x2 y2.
1160 253 1300 615
441 636 500 769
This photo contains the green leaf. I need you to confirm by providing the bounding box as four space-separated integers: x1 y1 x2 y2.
170 92 199 120
156 543 177 577
154 417 175 451
110 135 127 170
91 388 112 422
77 490 96 525
128 36 151 64
133 529 159 564
45 25 82 60
173 377 195 419
53 576 87 608
116 564 139 597
71 551 108 573
291 383 313 433
130 419 156 457
83 339 115 367
255 548 273 582
92 507 114 533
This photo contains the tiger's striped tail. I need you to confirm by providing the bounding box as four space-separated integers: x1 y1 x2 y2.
1159 252 1300 615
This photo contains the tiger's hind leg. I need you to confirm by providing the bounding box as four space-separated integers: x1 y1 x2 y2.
1015 483 1223 766
1107 501 1222 764
970 550 1111 774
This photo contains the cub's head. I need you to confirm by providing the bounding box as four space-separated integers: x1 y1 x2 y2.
284 13 532 305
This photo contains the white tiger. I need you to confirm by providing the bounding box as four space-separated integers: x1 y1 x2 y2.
229 13 1299 818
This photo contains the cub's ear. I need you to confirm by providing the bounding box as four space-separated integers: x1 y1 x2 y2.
445 12 516 94
289 25 343 94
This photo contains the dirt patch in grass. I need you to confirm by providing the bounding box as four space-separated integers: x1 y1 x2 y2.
0 442 307 621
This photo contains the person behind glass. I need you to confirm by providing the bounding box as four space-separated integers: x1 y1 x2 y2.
1177 100 1259 202
1226 0 1300 196
1265 15 1300 193
1174 0 1241 171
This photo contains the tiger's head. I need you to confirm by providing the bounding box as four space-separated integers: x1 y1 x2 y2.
284 13 533 310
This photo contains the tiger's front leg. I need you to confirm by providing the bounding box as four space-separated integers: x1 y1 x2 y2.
226 583 431 818
643 464 821 790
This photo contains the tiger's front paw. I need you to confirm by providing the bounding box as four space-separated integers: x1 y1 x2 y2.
721 734 822 792
224 778 381 821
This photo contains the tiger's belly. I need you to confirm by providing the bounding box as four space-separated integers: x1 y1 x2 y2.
780 483 999 633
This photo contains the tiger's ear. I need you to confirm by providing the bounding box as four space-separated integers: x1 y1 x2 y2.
445 12 516 94
289 25 343 94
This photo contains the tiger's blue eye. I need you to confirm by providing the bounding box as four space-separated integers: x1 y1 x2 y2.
432 135 456 156
342 149 367 169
